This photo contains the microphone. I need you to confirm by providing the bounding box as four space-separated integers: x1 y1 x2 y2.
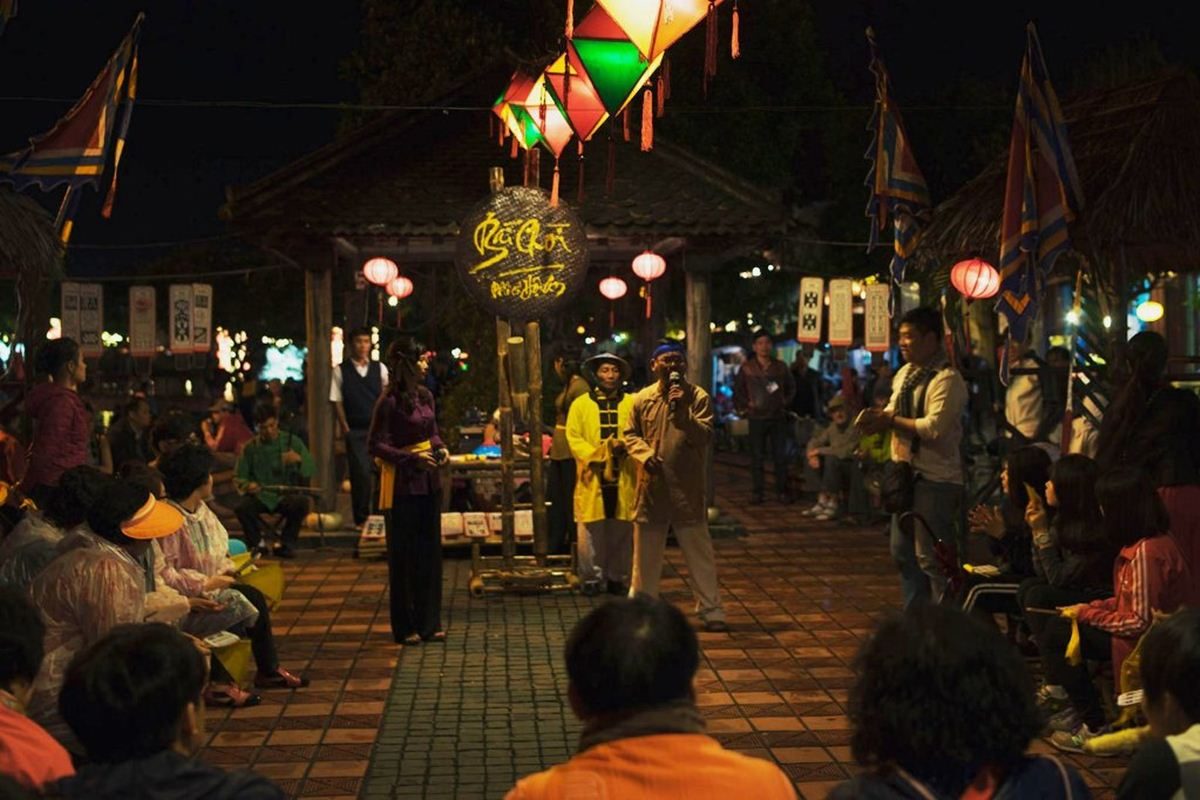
668 371 682 413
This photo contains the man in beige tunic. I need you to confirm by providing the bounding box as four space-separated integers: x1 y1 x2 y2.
624 342 727 631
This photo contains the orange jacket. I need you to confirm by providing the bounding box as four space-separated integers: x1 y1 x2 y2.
505 733 796 800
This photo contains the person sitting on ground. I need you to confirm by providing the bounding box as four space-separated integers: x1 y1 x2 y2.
1017 454 1114 724
160 443 307 691
27 478 184 753
201 400 254 470
105 396 155 472
50 623 286 800
803 395 863 521
830 603 1088 800
1117 608 1200 799
234 403 314 559
1044 467 1197 754
505 595 796 800
0 466 107 590
961 446 1051 617
0 587 73 790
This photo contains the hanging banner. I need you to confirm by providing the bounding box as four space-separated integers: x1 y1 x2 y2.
796 277 824 344
169 284 193 354
191 283 213 353
864 283 892 352
454 186 589 319
828 278 854 346
60 282 82 344
78 283 103 358
129 286 156 357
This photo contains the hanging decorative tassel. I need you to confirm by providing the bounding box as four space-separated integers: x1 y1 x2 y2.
622 107 630 142
703 0 718 96
576 140 586 203
606 131 616 196
656 73 666 117
640 86 654 151
510 135 518 159
663 55 671 100
550 158 561 207
645 284 653 319
565 0 574 40
731 0 741 59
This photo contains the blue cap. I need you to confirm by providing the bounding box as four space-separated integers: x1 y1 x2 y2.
652 342 685 359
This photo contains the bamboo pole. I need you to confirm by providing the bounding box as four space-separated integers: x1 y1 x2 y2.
497 317 516 570
524 320 547 565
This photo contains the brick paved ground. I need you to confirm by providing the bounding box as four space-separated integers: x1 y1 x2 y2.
200 457 1129 799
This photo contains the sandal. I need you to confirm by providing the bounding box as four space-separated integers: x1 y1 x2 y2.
402 633 422 646
254 667 310 689
423 631 446 643
204 683 262 708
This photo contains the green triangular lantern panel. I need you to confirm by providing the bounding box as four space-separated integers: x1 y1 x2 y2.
568 38 658 116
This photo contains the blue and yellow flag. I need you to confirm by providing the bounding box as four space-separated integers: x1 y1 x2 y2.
864 28 931 300
996 23 1083 353
0 14 143 242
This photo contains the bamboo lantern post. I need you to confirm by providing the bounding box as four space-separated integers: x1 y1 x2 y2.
524 320 548 564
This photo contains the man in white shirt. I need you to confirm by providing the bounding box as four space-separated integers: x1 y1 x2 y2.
330 327 389 528
859 307 967 607
1003 339 1044 442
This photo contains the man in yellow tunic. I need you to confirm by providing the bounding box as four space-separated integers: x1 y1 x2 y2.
624 343 727 631
566 354 637 596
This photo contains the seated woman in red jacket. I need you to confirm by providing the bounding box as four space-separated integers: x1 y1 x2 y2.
1043 467 1195 754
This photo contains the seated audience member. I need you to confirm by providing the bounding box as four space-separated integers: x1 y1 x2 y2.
0 588 73 790
831 603 1088 800
0 466 106 589
51 623 286 800
27 478 184 752
234 403 314 559
202 400 253 469
105 396 155 472
159 443 307 691
1044 468 1195 753
148 410 199 468
803 395 863 521
1118 608 1200 799
1017 455 1113 722
505 596 796 800
961 446 1051 614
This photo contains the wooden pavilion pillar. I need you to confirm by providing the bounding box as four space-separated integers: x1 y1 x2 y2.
684 256 715 509
299 247 336 513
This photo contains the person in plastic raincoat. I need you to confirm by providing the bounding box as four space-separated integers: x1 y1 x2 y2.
566 354 637 595
27 479 185 753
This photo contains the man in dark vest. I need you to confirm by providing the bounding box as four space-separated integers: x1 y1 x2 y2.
330 326 389 528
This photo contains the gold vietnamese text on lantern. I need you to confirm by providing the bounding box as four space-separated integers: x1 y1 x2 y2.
470 211 575 301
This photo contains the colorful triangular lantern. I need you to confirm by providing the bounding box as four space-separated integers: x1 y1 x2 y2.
516 73 574 159
595 0 723 61
567 4 663 116
544 53 609 142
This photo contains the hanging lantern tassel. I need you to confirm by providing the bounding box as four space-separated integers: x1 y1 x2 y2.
641 87 654 151
550 158 561 207
663 55 671 100
731 1 741 59
565 0 574 39
577 140 586 203
510 135 518 159
704 0 718 96
622 106 631 142
656 73 666 117
645 284 653 320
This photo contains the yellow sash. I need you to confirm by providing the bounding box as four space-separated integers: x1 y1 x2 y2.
376 440 433 511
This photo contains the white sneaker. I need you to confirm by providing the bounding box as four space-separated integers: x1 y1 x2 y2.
814 508 840 521
802 501 831 518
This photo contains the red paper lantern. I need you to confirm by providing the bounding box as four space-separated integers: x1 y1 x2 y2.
632 251 666 282
599 276 628 300
950 257 1000 300
363 257 398 287
386 275 414 299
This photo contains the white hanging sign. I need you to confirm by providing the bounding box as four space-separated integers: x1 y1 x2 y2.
169 284 194 354
828 278 854 346
60 282 82 344
77 283 103 358
865 283 892 352
129 286 156 357
796 277 824 344
191 283 213 353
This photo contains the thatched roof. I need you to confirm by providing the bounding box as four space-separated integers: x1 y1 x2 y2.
916 71 1200 282
0 186 61 280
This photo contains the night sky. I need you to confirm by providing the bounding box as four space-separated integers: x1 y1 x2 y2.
2 1 1199 265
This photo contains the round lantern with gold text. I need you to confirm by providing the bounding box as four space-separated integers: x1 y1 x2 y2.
455 187 589 320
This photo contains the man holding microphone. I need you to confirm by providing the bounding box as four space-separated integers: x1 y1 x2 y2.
624 342 727 632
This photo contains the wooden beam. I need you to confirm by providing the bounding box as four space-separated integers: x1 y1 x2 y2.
685 269 715 509
304 260 336 513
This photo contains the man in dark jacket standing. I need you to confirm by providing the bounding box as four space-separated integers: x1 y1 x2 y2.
734 331 796 504
330 326 389 529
